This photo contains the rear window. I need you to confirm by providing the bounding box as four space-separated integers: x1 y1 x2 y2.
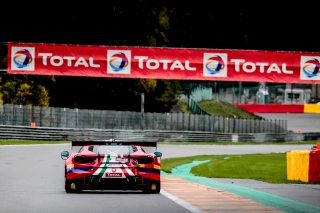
93 145 133 155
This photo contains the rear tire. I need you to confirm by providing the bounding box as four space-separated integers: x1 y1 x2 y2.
65 179 73 193
65 178 81 193
143 180 161 194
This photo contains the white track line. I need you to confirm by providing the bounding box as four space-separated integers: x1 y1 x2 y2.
161 189 205 213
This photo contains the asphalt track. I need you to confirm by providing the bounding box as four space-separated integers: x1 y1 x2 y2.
0 143 319 213
0 144 187 213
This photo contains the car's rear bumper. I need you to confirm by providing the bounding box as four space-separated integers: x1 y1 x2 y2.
68 175 159 190
66 166 160 181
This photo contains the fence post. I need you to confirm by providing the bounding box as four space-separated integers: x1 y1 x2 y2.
141 112 145 130
76 108 78 128
40 106 44 127
31 105 35 127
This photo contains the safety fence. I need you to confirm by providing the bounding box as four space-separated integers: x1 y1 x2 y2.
188 83 315 104
0 104 287 133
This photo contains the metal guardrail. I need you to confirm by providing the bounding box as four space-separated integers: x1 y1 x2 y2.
0 125 317 142
0 104 287 134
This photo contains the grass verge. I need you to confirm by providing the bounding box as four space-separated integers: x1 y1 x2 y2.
198 99 261 119
159 141 317 145
161 153 311 184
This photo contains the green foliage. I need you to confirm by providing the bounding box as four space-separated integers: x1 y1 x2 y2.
146 80 182 112
170 99 192 113
1 79 18 103
0 50 7 70
34 85 50 106
0 74 52 106
144 5 171 47
137 79 157 93
13 83 32 105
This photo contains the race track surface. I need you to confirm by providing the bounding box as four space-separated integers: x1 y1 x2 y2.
1 143 318 213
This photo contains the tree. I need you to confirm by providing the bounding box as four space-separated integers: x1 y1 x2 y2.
0 74 52 106
144 80 182 112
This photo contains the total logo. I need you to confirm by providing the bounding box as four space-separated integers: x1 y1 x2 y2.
11 47 35 71
107 50 131 74
11 46 101 71
203 53 228 77
107 50 198 74
300 56 320 80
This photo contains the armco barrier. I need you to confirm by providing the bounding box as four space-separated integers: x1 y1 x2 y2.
0 125 318 142
309 150 320 182
236 104 320 113
287 149 320 183
304 104 320 114
236 104 304 113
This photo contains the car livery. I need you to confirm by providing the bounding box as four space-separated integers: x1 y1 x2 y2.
61 140 162 193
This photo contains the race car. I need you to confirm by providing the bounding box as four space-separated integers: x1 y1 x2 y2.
60 139 162 193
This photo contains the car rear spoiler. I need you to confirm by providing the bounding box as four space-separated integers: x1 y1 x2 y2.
71 139 158 147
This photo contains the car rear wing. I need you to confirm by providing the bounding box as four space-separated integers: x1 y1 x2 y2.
71 139 158 147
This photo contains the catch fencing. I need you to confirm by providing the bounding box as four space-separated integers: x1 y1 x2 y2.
0 104 287 133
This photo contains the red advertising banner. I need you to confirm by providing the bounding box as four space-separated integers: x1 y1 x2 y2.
7 43 320 84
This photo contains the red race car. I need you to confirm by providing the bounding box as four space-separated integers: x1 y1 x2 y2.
60 139 162 193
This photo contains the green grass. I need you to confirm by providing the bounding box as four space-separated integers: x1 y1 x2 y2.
161 153 308 184
198 99 261 119
174 98 261 119
0 140 70 145
159 141 318 145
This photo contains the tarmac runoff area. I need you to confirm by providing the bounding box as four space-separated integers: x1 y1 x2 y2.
161 160 320 213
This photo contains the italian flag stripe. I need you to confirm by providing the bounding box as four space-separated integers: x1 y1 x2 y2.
99 154 110 177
